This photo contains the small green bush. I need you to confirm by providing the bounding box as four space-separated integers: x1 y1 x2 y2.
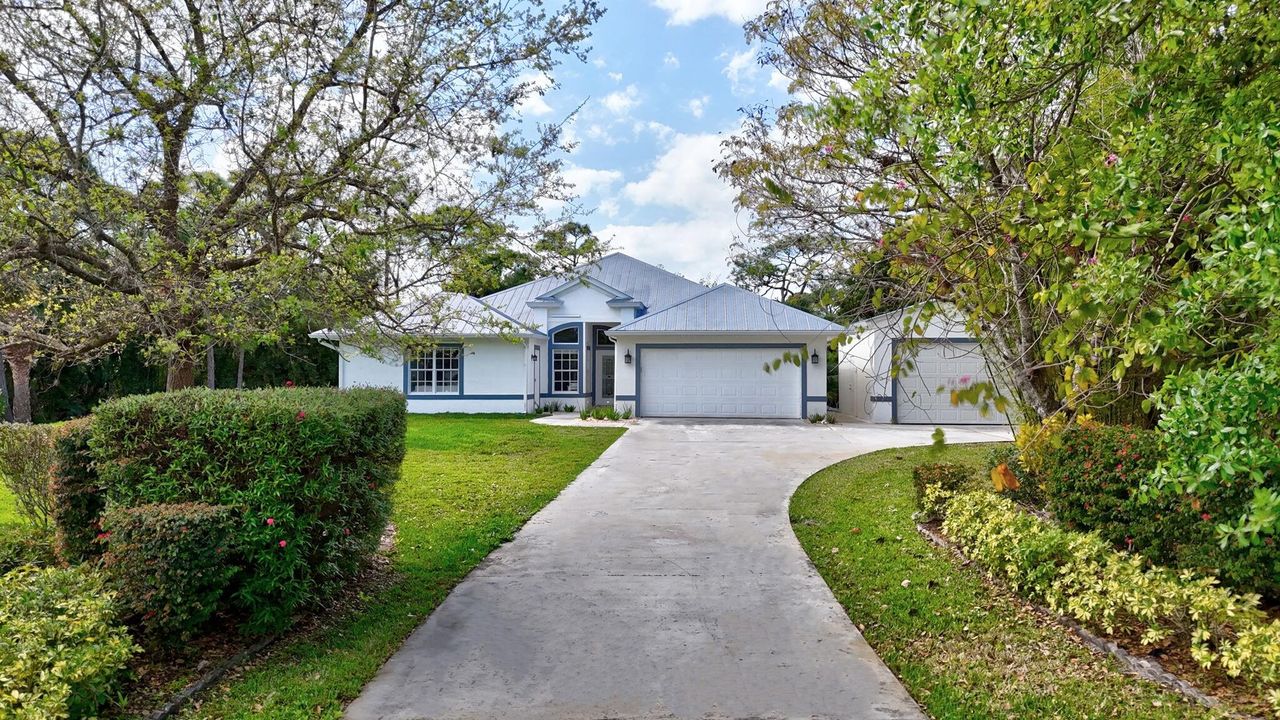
50 419 105 565
943 490 1280 714
911 463 972 522
90 387 405 633
0 422 57 528
102 503 240 644
0 525 56 573
0 565 137 719
1042 425 1279 601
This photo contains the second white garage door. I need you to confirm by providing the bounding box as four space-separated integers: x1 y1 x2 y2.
894 341 1008 425
639 347 801 419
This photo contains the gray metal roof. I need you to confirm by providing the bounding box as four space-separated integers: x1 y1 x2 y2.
481 252 708 325
309 292 542 341
610 284 844 335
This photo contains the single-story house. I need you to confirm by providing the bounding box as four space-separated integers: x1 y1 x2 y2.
837 305 1011 425
313 252 841 419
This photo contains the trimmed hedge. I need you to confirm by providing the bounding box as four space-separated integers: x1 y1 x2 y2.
102 503 240 643
0 423 57 527
0 565 137 719
1042 425 1280 600
943 490 1280 715
50 419 105 565
89 387 405 633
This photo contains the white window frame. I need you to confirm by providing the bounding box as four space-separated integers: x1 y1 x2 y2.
552 349 579 394
407 347 461 395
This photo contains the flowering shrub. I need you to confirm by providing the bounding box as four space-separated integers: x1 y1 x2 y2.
102 503 240 644
0 422 57 527
0 565 137 719
1042 425 1279 601
942 490 1280 715
912 463 973 522
984 444 1045 508
89 387 405 633
49 418 105 565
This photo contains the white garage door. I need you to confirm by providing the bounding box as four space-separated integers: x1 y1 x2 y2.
895 341 1007 425
639 347 801 419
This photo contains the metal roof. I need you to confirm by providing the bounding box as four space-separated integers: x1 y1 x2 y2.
610 284 844 335
481 252 708 325
310 292 542 341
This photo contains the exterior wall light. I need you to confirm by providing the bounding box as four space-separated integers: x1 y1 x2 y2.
624 350 633 365
810 349 820 365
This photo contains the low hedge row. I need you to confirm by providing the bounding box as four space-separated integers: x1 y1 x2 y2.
50 386 406 637
941 490 1280 715
0 565 137 719
1040 425 1280 600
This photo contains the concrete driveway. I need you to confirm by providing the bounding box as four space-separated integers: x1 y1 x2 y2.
346 420 1010 720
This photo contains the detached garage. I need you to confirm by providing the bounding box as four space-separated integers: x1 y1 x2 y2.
837 305 1011 426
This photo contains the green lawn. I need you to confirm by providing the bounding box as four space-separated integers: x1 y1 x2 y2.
790 443 1225 720
178 415 623 719
0 483 21 527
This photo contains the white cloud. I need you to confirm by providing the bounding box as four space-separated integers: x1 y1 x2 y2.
562 165 623 196
515 72 554 117
768 69 790 92
632 120 674 142
600 131 740 279
651 0 770 25
598 198 620 218
608 71 624 83
685 95 710 118
721 47 761 94
663 52 681 69
623 132 735 213
592 57 607 68
585 123 619 145
601 84 641 115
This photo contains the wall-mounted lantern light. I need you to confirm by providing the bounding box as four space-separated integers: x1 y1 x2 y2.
810 349 820 365
624 350 633 365
531 348 539 362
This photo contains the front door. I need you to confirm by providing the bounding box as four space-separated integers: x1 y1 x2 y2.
596 352 615 404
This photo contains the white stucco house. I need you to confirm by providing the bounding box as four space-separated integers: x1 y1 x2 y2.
314 252 841 419
836 304 1011 425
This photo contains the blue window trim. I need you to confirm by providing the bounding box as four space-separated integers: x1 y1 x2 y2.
615 394 636 401
589 324 619 404
546 322 584 398
403 344 464 399
406 394 526 401
634 343 808 419
888 337 982 425
805 395 828 402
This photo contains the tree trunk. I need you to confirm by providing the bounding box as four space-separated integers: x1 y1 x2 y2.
0 355 11 422
206 345 217 389
166 355 197 390
236 347 245 389
3 343 35 423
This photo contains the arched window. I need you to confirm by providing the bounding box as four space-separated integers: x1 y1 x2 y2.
552 326 579 344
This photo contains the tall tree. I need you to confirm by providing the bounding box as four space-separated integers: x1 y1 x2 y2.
0 0 602 388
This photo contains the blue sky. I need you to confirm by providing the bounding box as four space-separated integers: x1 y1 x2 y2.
516 0 785 281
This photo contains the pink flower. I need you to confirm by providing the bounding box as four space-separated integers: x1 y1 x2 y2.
1086 256 1099 266
1180 213 1193 223
266 518 275 526
1104 153 1120 167
1201 512 1212 522
895 179 907 190
1125 537 1134 549
958 374 972 385
296 410 306 421
279 540 288 548
284 380 295 388
820 144 834 155
343 528 351 536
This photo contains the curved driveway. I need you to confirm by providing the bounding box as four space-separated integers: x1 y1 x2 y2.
346 420 1010 720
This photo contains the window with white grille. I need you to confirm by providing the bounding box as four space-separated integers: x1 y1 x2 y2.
408 347 461 394
552 349 579 393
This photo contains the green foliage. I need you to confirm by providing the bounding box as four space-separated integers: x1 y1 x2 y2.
90 387 406 633
1043 425 1279 601
1152 347 1280 547
0 565 137 719
0 525 55 573
0 423 56 527
912 463 973 522
943 490 1280 714
49 419 104 565
102 503 240 644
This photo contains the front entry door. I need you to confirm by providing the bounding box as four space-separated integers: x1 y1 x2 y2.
596 352 615 404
